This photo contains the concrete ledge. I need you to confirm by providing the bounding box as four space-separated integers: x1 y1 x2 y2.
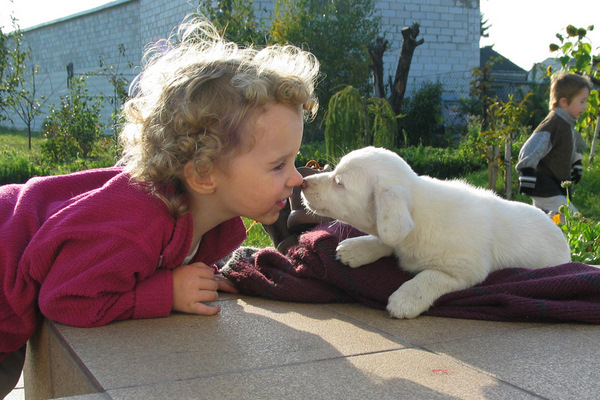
24 321 105 399
23 293 600 399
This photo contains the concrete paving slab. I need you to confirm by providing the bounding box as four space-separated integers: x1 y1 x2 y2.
106 348 540 400
426 323 600 400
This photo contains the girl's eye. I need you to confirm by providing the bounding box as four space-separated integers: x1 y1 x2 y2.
273 162 285 172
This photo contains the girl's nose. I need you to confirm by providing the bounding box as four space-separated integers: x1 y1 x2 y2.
290 168 304 187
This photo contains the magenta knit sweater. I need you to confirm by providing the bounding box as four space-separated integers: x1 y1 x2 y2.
0 167 246 360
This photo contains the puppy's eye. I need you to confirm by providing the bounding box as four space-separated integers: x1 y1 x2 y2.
334 176 344 188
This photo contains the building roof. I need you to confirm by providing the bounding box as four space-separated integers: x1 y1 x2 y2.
480 45 526 73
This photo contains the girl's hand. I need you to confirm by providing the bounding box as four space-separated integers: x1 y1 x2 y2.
171 262 230 315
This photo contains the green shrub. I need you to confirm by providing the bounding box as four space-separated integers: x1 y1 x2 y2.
396 145 485 179
41 77 105 163
0 153 48 184
559 187 600 265
560 212 600 265
400 81 444 146
296 141 331 167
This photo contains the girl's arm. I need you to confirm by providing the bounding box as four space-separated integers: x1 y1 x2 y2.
37 236 173 328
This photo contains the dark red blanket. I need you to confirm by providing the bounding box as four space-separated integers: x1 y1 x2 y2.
222 223 600 323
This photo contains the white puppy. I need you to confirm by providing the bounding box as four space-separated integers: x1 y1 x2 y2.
301 146 571 319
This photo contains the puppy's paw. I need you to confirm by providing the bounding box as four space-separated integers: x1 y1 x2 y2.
386 283 432 319
336 240 370 268
336 236 393 268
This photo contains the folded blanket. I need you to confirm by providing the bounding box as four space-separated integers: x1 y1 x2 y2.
222 223 600 324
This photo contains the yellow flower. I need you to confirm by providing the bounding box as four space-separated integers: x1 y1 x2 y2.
552 213 562 225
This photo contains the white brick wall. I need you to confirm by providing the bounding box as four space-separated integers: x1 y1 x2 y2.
4 0 480 130
10 0 142 132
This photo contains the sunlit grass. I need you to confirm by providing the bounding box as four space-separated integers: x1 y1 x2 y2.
242 217 273 248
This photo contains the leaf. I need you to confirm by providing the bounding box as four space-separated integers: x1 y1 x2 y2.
566 24 578 37
580 42 592 55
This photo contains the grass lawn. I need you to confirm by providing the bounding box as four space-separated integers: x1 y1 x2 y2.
0 127 118 184
0 128 45 156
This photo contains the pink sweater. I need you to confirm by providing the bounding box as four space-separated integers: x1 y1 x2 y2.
0 167 246 360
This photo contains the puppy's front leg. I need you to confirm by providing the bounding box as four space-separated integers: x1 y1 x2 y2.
387 268 481 319
336 235 394 268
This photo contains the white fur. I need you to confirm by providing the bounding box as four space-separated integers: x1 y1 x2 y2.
301 146 572 318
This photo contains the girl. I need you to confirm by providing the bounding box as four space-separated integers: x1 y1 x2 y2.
0 16 319 396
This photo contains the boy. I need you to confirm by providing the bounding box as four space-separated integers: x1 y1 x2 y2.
516 72 591 214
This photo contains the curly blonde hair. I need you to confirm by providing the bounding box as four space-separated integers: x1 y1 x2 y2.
549 72 591 110
119 15 319 215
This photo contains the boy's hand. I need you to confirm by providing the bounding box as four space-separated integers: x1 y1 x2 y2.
518 167 537 195
571 160 583 184
172 262 232 315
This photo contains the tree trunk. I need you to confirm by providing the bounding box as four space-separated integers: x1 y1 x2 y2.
389 22 424 115
367 37 388 99
589 110 599 163
504 137 512 199
487 145 499 191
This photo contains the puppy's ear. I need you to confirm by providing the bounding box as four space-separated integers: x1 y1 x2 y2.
374 184 415 244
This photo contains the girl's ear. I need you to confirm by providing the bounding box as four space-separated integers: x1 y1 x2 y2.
183 161 216 194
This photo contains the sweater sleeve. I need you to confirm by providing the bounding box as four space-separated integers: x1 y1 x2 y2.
35 234 173 328
516 130 552 172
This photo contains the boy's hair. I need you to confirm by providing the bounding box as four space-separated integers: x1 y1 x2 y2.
119 15 320 215
549 72 592 110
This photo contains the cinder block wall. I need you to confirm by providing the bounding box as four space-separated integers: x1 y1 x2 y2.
5 0 479 131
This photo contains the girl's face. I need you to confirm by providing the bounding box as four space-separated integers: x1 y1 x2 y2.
211 102 304 225
561 88 590 120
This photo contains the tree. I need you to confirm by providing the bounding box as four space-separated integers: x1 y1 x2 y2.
388 22 424 115
198 0 268 46
366 22 425 146
459 58 531 193
480 13 490 38
270 0 380 114
10 62 46 149
367 37 387 98
367 22 424 116
0 19 48 149
484 94 533 197
94 44 133 135
0 23 19 122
